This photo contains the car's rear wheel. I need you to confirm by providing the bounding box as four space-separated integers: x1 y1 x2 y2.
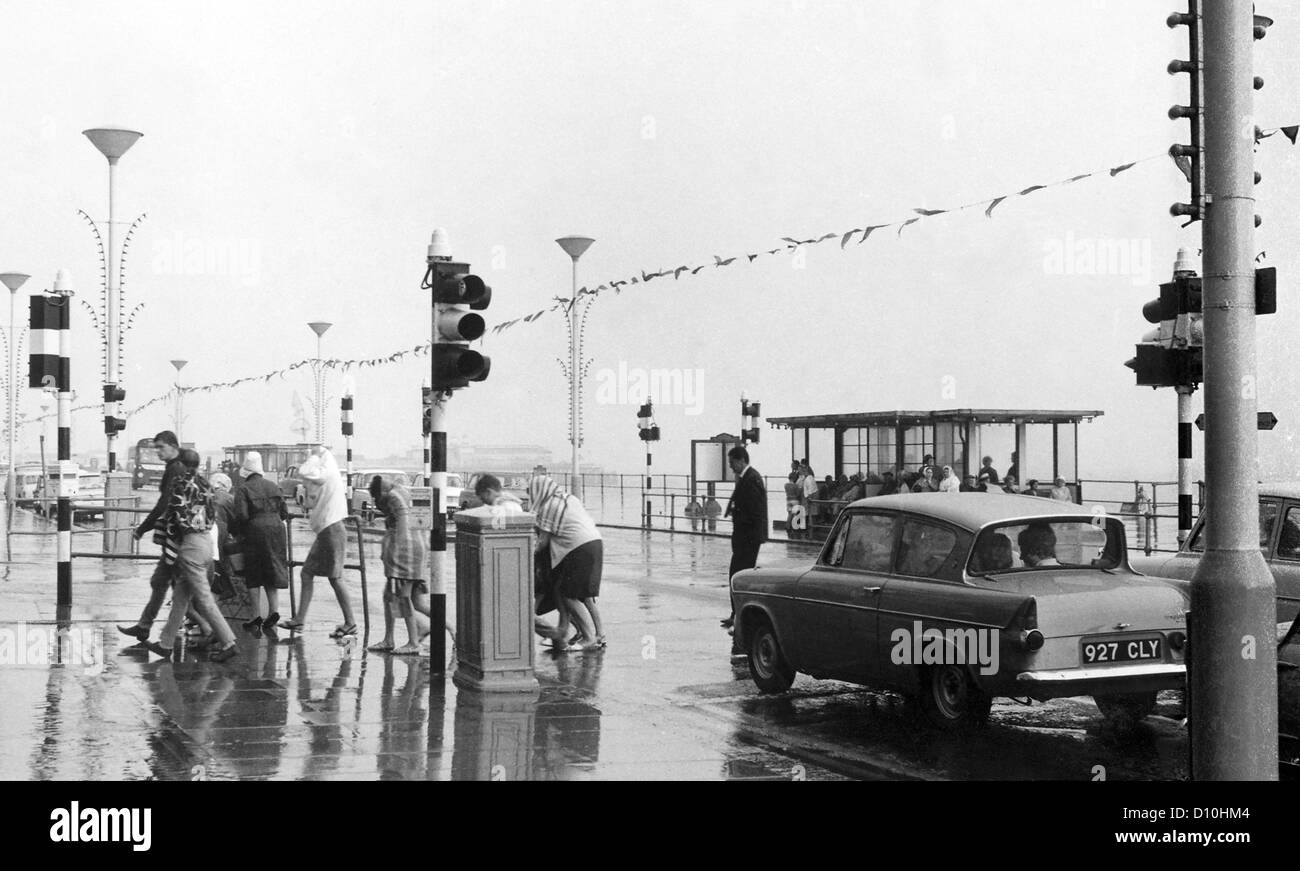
748 618 795 694
1093 691 1156 732
918 665 992 730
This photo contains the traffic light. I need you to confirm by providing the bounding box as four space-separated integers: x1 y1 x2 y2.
637 402 660 442
103 383 126 435
1168 1 1203 224
421 386 433 436
741 399 761 444
1126 250 1203 388
429 259 491 391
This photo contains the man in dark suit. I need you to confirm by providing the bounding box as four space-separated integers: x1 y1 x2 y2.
117 430 187 642
721 446 767 636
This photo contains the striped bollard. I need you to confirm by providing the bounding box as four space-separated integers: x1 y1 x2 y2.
341 392 353 475
29 271 75 608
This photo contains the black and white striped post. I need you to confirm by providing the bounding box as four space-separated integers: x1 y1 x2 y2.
1177 386 1194 545
30 271 74 608
340 391 353 475
636 402 658 528
421 383 432 486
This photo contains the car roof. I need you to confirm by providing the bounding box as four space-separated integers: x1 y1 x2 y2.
845 492 1096 532
1259 482 1300 500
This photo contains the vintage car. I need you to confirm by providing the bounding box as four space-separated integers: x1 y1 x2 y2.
1129 483 1300 628
731 492 1190 731
458 472 531 512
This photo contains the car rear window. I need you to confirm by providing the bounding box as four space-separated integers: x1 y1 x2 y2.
970 518 1122 574
895 518 970 582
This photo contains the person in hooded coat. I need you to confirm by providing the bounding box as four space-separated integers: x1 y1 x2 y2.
280 447 357 637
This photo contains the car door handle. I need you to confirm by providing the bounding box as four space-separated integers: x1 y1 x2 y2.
862 585 883 594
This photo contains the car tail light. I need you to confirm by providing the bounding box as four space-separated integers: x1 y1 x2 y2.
1025 629 1045 651
1005 597 1040 652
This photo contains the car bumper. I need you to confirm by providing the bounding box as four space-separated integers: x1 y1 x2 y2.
1015 663 1186 699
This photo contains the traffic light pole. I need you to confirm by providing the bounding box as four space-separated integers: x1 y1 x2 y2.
1177 386 1194 545
1190 0 1278 780
429 390 447 673
53 279 73 612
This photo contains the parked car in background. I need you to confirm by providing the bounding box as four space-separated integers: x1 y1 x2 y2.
731 493 1190 732
345 469 449 526
1129 483 1300 628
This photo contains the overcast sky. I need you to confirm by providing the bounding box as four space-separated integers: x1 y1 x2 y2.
4 0 1300 484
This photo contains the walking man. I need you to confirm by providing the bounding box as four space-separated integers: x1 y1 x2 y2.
721 446 767 644
117 430 187 644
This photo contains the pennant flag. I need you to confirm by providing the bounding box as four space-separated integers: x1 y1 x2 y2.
691 265 705 274
1170 151 1193 183
714 255 736 267
914 208 945 216
897 218 919 237
1284 126 1299 144
1017 185 1045 196
984 197 1006 218
747 254 758 262
673 266 689 279
815 232 836 243
1109 162 1136 176
858 225 885 244
840 230 859 248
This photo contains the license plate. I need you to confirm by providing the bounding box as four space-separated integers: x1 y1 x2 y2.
1081 636 1162 664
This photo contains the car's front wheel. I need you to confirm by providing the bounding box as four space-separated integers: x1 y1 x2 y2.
748 618 795 694
918 665 993 730
1093 691 1156 733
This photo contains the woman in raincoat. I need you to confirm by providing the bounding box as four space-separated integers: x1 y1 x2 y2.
280 448 358 637
231 451 289 632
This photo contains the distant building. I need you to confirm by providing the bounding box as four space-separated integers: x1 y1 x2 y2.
448 443 555 473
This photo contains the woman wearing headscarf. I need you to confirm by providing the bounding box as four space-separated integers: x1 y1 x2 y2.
281 448 357 637
145 449 239 662
529 475 604 651
367 474 430 655
231 451 289 634
938 465 961 494
912 466 939 493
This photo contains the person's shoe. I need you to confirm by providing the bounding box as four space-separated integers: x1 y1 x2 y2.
242 616 263 631
209 643 239 663
279 618 305 632
143 641 172 661
329 623 358 639
117 624 149 642
188 634 215 649
262 612 280 631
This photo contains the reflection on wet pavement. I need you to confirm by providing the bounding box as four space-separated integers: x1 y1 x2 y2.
0 508 1193 780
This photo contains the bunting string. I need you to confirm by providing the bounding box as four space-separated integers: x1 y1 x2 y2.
27 129 1300 428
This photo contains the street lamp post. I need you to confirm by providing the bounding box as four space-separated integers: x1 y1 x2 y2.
555 236 594 498
307 322 332 444
0 273 30 517
83 127 142 473
170 359 188 442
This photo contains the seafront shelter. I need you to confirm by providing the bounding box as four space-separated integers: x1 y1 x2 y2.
766 408 1103 496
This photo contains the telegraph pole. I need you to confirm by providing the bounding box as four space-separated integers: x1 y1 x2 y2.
1189 0 1278 780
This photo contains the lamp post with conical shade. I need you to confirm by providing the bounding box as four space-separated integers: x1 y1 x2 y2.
0 272 29 520
83 127 142 472
556 236 594 498
171 359 188 442
308 322 332 443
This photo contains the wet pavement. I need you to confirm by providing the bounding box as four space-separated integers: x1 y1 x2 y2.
0 507 1193 780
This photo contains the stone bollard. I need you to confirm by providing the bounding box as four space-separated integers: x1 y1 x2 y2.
102 472 134 555
452 507 538 693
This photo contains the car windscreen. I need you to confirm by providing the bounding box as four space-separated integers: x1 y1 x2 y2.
969 518 1122 574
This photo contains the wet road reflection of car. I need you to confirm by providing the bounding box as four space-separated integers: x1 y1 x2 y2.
731 493 1190 732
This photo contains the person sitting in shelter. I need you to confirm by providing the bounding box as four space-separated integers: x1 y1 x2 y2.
1017 522 1061 567
979 456 1000 484
1050 477 1072 501
938 465 960 494
960 473 979 492
1024 478 1042 496
912 466 938 493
